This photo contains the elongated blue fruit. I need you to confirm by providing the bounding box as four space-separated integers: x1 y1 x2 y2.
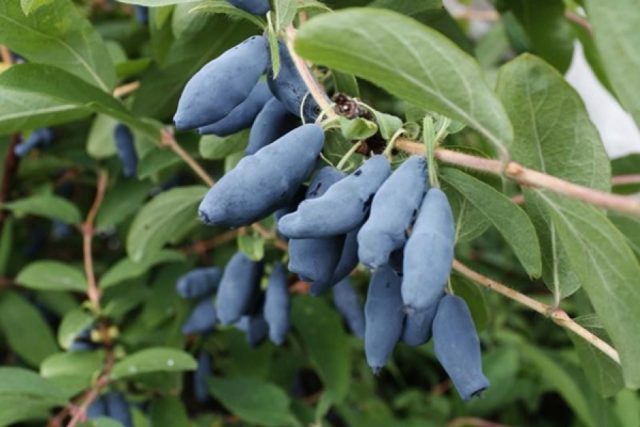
279 155 391 239
264 263 291 345
246 313 269 347
358 156 427 269
433 295 489 400
332 277 365 339
402 188 454 311
134 5 148 24
176 268 223 299
87 397 106 419
246 98 300 155
104 392 133 427
365 264 405 373
199 124 325 227
198 82 272 136
227 0 270 15
289 167 345 285
216 252 262 325
181 298 217 335
194 351 212 403
174 36 269 130
114 124 138 178
268 41 320 122
309 226 359 296
401 299 440 346
14 128 55 157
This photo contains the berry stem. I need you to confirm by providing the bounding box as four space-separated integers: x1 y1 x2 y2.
453 259 621 364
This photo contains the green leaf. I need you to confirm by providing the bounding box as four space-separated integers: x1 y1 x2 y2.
332 70 360 97
0 367 67 426
95 179 154 230
189 1 265 29
496 54 610 298
0 64 159 140
520 344 596 427
127 186 208 262
292 296 350 403
17 261 87 292
441 168 541 277
442 182 490 243
372 110 403 141
339 117 378 140
531 191 640 388
57 306 94 349
501 0 574 72
199 129 249 160
274 0 297 31
0 0 116 91
609 213 640 256
295 8 513 154
87 114 118 159
237 234 265 262
208 376 296 427
3 194 81 224
0 291 58 367
111 347 197 380
584 0 640 128
101 250 185 289
568 315 624 397
149 396 190 427
0 217 13 276
40 351 104 398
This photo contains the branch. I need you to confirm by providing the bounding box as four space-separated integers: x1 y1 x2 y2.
396 139 640 217
161 129 215 187
83 169 108 310
612 174 640 187
113 81 140 98
452 260 621 364
0 135 21 227
0 45 12 65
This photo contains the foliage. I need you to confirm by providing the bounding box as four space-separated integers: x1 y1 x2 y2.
0 0 639 426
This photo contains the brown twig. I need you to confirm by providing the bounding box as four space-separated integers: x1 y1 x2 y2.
83 170 108 310
183 229 240 255
161 129 215 187
0 135 21 226
0 45 12 65
113 81 141 98
453 260 621 364
396 139 640 217
612 174 640 187
565 10 592 34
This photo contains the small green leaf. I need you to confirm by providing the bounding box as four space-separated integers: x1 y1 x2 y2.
3 194 81 224
199 130 249 160
0 217 13 276
296 8 513 154
274 0 297 31
0 291 58 367
372 110 403 141
127 186 208 262
87 114 118 159
339 117 378 140
292 296 350 403
111 347 197 380
100 250 185 289
208 376 296 427
17 261 87 292
57 307 95 350
237 234 265 262
441 168 541 277
40 351 104 398
95 179 154 230
0 367 67 426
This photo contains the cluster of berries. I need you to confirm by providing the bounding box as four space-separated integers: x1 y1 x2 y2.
173 1 489 401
